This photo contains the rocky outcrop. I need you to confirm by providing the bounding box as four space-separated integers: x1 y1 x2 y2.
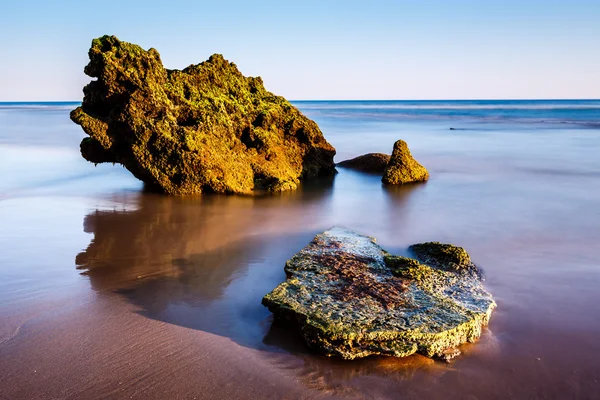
337 153 390 173
262 228 495 361
382 140 429 185
71 36 336 195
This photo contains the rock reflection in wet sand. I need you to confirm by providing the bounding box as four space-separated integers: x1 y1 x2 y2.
73 176 449 394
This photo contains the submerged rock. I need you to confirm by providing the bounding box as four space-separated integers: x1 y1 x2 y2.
382 140 429 185
262 228 495 360
337 153 391 173
71 36 336 195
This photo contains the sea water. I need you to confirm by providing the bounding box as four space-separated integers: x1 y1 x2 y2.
1 100 599 398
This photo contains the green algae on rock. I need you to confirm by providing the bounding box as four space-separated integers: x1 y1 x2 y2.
262 228 495 361
410 242 474 272
337 153 391 174
382 140 429 185
71 35 336 195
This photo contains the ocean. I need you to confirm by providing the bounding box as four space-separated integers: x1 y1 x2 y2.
1 100 599 399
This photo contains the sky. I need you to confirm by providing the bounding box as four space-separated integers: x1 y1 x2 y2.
1 0 599 101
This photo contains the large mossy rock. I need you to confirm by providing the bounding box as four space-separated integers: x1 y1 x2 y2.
382 140 429 185
71 35 336 195
337 153 391 174
262 228 495 361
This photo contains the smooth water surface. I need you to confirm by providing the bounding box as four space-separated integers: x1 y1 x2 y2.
1 100 599 399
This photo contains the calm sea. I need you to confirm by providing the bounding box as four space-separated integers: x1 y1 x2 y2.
1 100 599 399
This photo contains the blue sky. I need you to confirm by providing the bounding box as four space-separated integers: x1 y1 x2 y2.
1 0 599 100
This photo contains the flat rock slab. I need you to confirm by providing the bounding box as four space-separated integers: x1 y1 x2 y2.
262 228 496 360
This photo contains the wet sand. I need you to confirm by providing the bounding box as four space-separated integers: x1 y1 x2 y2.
1 177 599 399
1 103 600 399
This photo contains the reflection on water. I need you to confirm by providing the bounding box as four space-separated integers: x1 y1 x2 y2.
262 319 452 396
74 175 463 390
75 176 336 291
71 158 600 396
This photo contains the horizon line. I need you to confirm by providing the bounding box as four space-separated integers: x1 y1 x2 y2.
1 98 600 103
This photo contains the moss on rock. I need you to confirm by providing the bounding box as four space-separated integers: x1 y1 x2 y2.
262 228 496 361
384 255 443 291
382 140 429 185
410 242 473 272
337 153 391 173
71 35 336 195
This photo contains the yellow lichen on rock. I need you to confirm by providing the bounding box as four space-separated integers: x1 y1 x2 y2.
71 35 336 195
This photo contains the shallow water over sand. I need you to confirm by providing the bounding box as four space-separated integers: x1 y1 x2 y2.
1 101 599 399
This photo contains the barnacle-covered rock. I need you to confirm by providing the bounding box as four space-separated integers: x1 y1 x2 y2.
262 228 495 360
382 140 429 185
71 35 336 195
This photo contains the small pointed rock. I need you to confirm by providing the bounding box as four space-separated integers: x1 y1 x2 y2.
382 140 429 185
